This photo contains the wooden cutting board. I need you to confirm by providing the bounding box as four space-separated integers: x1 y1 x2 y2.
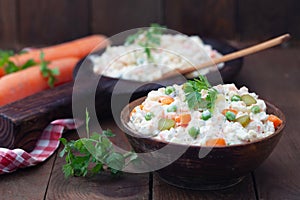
0 76 120 152
0 80 115 152
0 82 74 152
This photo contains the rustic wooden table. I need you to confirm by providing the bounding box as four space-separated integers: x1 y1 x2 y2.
0 47 299 200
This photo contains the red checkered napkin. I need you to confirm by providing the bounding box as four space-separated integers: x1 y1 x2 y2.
0 119 80 174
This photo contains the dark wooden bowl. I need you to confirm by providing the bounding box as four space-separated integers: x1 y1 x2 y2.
73 38 243 119
120 97 286 190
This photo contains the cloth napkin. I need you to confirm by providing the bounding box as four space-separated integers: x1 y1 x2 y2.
0 119 79 174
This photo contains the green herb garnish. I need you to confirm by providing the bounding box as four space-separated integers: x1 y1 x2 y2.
39 51 59 88
0 49 36 74
183 75 218 111
125 23 166 61
0 50 14 67
59 110 137 178
165 86 175 95
125 30 143 46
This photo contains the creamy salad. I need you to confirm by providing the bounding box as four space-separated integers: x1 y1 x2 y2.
128 76 282 146
91 28 223 81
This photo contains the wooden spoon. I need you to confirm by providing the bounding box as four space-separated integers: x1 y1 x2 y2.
159 33 291 80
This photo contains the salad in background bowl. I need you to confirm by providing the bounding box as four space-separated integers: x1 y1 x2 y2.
91 26 224 81
73 25 243 118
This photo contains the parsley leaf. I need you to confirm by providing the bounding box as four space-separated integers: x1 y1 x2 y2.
124 24 166 61
4 61 19 74
0 49 36 74
21 59 36 70
39 51 59 88
206 88 218 110
59 110 138 178
0 50 14 66
125 30 143 45
183 75 218 111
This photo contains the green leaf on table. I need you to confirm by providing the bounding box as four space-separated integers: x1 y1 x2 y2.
85 108 90 137
103 129 115 137
59 109 138 178
106 152 125 171
91 163 103 174
62 163 74 178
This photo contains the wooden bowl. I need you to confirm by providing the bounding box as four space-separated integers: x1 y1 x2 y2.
120 97 286 190
73 38 243 118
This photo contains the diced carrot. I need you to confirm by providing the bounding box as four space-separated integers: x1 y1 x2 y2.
130 105 143 117
267 114 282 129
175 113 191 126
139 104 144 110
158 96 174 105
205 138 226 147
174 116 180 123
130 108 137 117
0 57 79 106
222 108 238 115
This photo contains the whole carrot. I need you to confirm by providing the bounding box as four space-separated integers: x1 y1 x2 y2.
0 57 79 106
9 34 107 67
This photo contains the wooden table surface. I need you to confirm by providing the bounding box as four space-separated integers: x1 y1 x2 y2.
0 47 299 200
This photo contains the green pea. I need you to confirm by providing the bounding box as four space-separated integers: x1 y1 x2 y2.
235 115 250 127
167 105 177 112
188 127 200 139
231 95 241 102
158 118 176 131
165 86 175 95
225 111 236 121
241 94 257 106
145 112 154 121
202 110 211 121
251 105 261 114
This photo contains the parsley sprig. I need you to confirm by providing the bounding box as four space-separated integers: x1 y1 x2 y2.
0 49 36 74
183 75 218 111
125 23 166 61
39 51 59 88
59 110 137 178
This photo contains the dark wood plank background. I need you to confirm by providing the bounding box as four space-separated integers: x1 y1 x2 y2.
0 0 299 49
0 44 299 199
